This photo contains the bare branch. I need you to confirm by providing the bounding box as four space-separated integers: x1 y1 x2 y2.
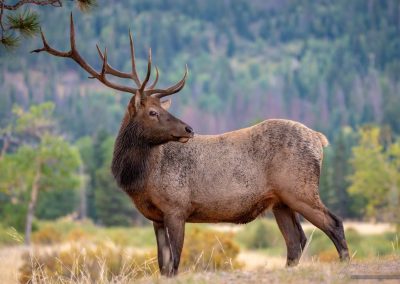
1 0 62 11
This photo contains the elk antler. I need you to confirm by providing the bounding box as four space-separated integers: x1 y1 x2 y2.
31 13 187 99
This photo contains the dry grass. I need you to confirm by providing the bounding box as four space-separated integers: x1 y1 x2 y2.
0 246 25 283
2 246 399 284
149 256 400 284
1 221 398 284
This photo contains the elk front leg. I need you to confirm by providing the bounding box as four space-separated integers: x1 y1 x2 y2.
273 203 307 266
163 216 185 277
153 221 169 274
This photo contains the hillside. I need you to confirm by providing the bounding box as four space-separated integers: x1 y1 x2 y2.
1 0 399 138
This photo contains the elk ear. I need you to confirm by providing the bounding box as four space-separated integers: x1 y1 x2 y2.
128 92 142 115
160 99 171 110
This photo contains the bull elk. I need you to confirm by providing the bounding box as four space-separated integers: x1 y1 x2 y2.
33 14 349 277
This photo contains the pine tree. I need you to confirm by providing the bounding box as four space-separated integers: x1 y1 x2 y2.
0 0 96 50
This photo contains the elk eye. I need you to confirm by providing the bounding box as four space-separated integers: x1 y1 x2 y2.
149 110 158 117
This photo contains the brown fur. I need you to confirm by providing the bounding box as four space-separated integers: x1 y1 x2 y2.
112 97 350 276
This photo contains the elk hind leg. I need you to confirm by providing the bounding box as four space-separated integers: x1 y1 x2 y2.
273 203 307 266
283 193 349 261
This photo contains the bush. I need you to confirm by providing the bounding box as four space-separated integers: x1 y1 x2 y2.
181 226 242 271
65 228 92 242
235 219 284 250
32 225 62 245
19 241 158 283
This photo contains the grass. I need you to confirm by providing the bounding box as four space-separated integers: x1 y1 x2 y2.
235 219 399 261
0 219 399 283
164 256 400 284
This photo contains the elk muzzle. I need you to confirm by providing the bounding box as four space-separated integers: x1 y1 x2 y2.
172 122 194 143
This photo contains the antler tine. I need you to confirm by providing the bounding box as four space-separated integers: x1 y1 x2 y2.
70 13 76 52
101 47 108 76
129 30 142 87
148 66 159 90
32 13 139 95
139 48 152 93
146 65 188 98
31 27 69 56
32 13 189 99
95 44 132 79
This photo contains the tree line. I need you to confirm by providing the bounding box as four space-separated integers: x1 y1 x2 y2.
0 0 399 240
0 102 398 244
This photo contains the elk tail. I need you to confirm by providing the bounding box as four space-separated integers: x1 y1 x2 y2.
316 131 329 147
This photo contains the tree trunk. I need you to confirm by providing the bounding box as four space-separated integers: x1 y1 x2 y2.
0 135 10 161
78 166 87 220
24 167 41 246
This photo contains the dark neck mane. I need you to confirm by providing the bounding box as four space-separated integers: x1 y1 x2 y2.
111 120 152 194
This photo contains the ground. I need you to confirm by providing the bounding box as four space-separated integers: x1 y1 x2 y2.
0 221 398 283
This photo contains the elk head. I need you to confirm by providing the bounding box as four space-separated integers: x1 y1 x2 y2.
32 13 194 146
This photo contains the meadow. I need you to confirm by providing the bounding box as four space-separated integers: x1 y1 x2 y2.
1 218 398 283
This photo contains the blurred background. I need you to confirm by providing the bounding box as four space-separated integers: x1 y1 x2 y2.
0 0 399 282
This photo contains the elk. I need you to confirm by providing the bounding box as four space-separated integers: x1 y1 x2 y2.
33 14 349 277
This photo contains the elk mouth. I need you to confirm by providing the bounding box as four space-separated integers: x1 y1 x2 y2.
172 134 194 143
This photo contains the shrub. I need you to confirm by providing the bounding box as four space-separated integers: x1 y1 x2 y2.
19 242 158 283
181 226 242 271
65 228 92 242
32 225 62 245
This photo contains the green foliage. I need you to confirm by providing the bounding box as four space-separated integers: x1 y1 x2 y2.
0 0 400 226
320 127 359 218
348 126 400 222
77 132 144 226
1 0 399 138
0 103 82 237
36 188 78 219
12 102 55 135
306 228 399 260
0 33 20 49
235 219 284 250
6 10 40 38
0 0 97 50
0 203 29 233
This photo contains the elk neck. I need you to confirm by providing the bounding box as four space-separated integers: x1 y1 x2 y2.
111 118 156 195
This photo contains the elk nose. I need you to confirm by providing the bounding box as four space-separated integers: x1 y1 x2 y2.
185 126 194 134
